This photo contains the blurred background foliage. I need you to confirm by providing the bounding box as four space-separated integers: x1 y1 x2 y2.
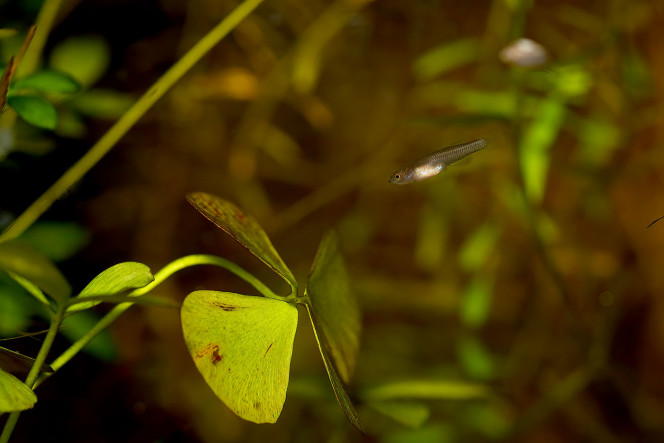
1 0 664 441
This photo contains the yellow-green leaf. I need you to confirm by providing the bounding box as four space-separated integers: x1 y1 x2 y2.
68 262 154 313
305 230 361 383
187 192 297 295
0 240 71 303
0 368 37 412
306 304 364 432
181 290 298 423
49 35 110 88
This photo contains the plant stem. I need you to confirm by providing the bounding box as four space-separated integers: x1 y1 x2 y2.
0 307 64 443
38 254 276 385
0 0 265 243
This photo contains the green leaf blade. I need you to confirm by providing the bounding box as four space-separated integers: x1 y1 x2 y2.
306 304 365 432
181 290 298 423
0 346 54 375
68 262 154 313
305 230 361 383
7 95 58 130
0 240 71 303
0 368 37 412
187 192 297 295
13 70 81 94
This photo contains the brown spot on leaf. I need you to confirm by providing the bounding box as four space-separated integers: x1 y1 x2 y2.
196 343 222 366
253 401 261 410
212 347 222 365
212 302 237 311
264 342 274 358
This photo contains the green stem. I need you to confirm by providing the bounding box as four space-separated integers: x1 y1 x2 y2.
38 254 276 384
0 307 64 443
0 0 265 243
17 0 64 77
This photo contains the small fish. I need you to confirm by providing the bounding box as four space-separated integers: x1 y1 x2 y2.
389 138 487 185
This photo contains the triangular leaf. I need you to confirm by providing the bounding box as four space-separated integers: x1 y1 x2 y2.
67 262 154 313
305 230 361 383
181 290 297 423
0 368 37 412
306 304 365 432
0 240 71 303
187 192 297 295
7 95 58 130
0 346 53 375
13 70 81 94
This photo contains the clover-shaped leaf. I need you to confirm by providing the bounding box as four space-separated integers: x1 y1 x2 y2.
187 192 297 295
305 230 361 383
7 95 58 130
68 262 154 313
0 240 71 305
181 291 297 423
0 368 36 413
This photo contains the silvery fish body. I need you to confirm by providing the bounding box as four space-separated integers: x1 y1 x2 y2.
389 138 487 184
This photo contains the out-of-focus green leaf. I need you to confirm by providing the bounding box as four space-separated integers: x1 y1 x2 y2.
383 424 455 443
68 262 154 313
457 336 495 380
20 221 89 261
458 223 499 272
455 90 517 117
0 368 36 412
181 290 298 424
362 379 488 401
520 96 566 203
305 230 361 383
60 311 116 361
368 400 430 428
0 346 53 375
0 29 18 39
576 117 621 167
461 275 493 328
7 95 58 130
0 240 71 303
0 281 32 334
413 38 480 81
187 192 297 295
552 65 592 98
68 89 134 119
306 304 365 432
13 70 81 94
49 35 110 88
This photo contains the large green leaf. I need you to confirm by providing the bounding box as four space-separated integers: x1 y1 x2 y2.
187 192 297 295
7 95 58 130
181 290 298 423
0 240 71 304
0 346 53 375
305 230 360 383
67 262 154 313
306 304 364 432
13 70 81 94
0 368 36 412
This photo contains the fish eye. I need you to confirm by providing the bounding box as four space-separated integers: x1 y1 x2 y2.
395 173 401 179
